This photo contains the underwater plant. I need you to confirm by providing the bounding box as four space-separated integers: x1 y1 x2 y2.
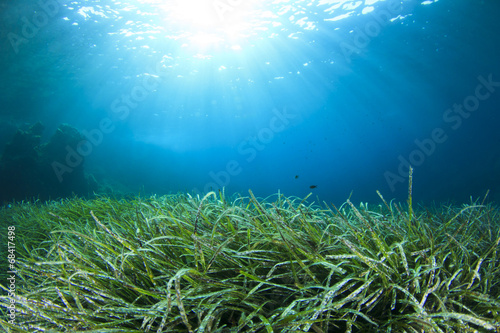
0 187 499 332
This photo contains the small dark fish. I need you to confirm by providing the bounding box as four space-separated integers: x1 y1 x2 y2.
309 185 317 189
295 175 299 179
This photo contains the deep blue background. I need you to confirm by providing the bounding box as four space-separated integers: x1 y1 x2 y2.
1 0 499 205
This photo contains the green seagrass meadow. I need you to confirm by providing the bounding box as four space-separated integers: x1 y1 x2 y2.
1 185 499 332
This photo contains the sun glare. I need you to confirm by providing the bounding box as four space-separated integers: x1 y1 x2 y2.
173 0 221 30
142 0 262 48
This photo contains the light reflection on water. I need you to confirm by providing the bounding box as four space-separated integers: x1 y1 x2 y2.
66 0 412 51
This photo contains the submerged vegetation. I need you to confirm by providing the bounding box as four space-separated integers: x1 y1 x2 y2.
0 186 499 332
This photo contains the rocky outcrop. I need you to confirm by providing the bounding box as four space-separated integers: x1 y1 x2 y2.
0 122 97 203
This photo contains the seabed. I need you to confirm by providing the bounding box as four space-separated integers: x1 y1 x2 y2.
0 187 499 332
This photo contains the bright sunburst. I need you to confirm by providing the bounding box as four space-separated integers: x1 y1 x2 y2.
173 0 230 30
138 0 263 48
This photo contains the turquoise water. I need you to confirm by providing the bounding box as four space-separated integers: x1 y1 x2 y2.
0 0 499 205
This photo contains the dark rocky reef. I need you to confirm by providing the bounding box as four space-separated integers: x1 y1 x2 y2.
0 122 98 204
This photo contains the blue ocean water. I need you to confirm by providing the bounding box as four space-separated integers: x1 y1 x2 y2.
0 0 499 205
